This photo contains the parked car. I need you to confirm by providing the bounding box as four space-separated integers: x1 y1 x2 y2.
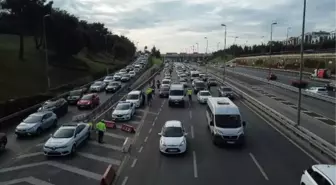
112 101 136 121
105 81 122 93
129 71 136 78
0 133 7 151
113 74 122 81
77 93 100 109
89 81 106 92
15 111 57 137
38 98 68 117
43 123 91 156
67 89 85 105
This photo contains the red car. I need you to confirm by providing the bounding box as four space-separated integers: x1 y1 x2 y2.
0 133 7 151
77 93 100 109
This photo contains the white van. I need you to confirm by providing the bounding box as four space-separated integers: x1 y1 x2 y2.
168 84 186 107
190 71 200 81
205 97 246 145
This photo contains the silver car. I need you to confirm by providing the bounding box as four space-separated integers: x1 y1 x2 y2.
89 81 106 92
15 111 57 137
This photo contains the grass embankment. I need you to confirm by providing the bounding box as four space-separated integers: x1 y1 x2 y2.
150 57 163 66
0 34 123 101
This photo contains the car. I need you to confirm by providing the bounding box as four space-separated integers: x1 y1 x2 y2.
207 78 217 86
103 76 114 84
113 74 122 81
192 78 202 87
121 74 131 82
105 81 122 93
305 87 328 96
77 93 100 109
67 89 85 105
164 75 171 80
291 80 308 88
43 123 91 156
159 86 170 98
179 78 188 87
0 133 7 151
161 79 171 88
89 81 106 92
168 84 186 107
325 81 336 91
158 120 188 154
129 71 136 78
38 98 68 117
218 86 234 99
112 101 136 121
267 73 277 80
300 164 335 185
193 81 207 94
15 111 57 137
125 91 145 108
197 90 212 104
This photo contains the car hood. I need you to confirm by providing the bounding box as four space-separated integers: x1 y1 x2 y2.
17 122 38 130
78 100 91 104
90 85 100 88
126 99 139 104
45 137 72 147
107 85 118 88
113 109 131 115
160 136 184 145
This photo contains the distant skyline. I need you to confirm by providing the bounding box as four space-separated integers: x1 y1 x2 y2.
53 0 335 53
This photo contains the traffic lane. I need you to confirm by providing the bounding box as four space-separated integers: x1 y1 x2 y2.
122 97 196 185
193 88 316 185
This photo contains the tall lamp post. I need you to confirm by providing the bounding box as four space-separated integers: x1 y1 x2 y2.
297 0 306 126
268 22 277 77
43 14 51 90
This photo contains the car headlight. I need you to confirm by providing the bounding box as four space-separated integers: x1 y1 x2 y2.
179 140 186 146
214 128 223 135
160 140 166 146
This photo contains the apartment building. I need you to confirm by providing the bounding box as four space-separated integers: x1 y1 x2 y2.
283 30 334 45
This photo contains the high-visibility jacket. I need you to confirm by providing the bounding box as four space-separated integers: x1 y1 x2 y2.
146 88 153 95
96 121 106 132
187 89 192 95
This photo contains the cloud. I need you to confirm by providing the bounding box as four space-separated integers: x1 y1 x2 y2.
53 0 336 53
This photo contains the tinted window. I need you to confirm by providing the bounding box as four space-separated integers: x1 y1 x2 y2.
127 94 139 100
162 127 183 137
317 88 327 92
24 115 42 123
215 115 241 128
195 82 205 87
109 82 119 86
162 81 170 84
53 128 75 138
170 90 184 96
81 94 93 100
116 104 130 110
310 171 330 185
191 73 199 77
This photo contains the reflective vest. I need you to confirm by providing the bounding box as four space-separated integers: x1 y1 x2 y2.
96 121 106 132
187 89 192 95
146 88 153 95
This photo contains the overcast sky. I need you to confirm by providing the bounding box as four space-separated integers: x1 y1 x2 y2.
53 0 335 53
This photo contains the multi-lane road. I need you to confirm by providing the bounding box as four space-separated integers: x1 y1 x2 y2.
115 70 318 185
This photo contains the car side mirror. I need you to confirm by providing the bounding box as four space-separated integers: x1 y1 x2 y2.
242 121 246 127
158 133 162 136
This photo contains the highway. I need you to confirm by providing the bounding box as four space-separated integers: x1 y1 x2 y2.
203 66 336 146
115 70 318 185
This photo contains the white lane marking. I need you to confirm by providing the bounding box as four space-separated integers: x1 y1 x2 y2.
78 152 121 165
1 176 55 185
36 143 44 147
190 126 195 139
192 151 198 178
152 122 155 126
138 146 143 153
241 101 320 163
149 128 152 134
159 108 162 112
0 161 101 180
154 117 158 122
249 153 269 181
131 158 138 168
105 132 127 140
189 110 192 119
17 152 42 159
144 136 148 143
89 141 123 151
137 109 159 115
121 176 129 185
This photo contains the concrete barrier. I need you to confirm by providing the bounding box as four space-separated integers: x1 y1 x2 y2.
100 165 116 185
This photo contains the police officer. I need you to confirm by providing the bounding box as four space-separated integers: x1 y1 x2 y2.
146 86 154 106
187 88 193 102
96 121 106 143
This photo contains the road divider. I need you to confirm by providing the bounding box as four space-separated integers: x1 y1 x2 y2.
121 124 136 133
100 164 116 185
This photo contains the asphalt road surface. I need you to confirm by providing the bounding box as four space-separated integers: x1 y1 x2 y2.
0 70 157 185
115 70 317 185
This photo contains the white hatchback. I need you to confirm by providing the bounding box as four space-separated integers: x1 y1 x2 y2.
159 120 187 154
300 164 335 185
112 101 135 121
197 90 212 103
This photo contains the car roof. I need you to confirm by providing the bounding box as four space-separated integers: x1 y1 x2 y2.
31 112 49 116
164 120 182 128
118 101 132 105
128 90 141 95
199 90 210 93
207 97 240 115
313 164 336 184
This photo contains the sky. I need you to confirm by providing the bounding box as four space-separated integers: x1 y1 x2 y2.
53 0 336 53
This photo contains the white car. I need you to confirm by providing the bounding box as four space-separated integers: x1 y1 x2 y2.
43 123 91 156
103 76 114 84
89 81 106 92
129 71 136 77
113 74 122 81
305 87 328 96
112 101 135 121
164 75 171 80
179 78 188 87
300 164 335 185
192 79 202 87
197 90 212 103
159 120 187 154
121 74 131 82
161 79 171 88
126 90 144 108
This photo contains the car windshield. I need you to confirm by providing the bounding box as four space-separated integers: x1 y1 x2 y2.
317 88 326 92
53 128 75 138
127 94 139 100
109 82 119 86
105 77 113 80
162 81 170 84
221 87 232 91
81 94 93 100
215 115 241 128
116 104 130 110
200 92 211 96
93 82 102 86
170 90 184 96
195 82 205 87
191 73 199 77
69 90 82 96
24 115 42 123
160 87 169 91
162 126 183 137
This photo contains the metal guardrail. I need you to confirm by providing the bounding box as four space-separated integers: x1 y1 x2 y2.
209 66 336 104
0 57 148 128
205 69 336 162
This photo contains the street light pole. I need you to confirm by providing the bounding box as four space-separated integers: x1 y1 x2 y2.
297 0 306 126
43 14 50 91
268 22 277 77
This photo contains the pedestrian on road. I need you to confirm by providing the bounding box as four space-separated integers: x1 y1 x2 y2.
96 121 106 143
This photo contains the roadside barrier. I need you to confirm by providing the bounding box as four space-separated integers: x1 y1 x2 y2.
120 124 135 133
100 165 116 185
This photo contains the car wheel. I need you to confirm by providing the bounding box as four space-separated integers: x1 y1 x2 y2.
0 142 5 151
71 144 76 155
36 128 42 135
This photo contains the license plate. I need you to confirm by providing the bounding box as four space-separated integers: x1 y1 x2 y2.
227 141 235 144
168 149 178 152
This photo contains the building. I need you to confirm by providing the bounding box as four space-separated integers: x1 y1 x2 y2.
283 30 334 45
